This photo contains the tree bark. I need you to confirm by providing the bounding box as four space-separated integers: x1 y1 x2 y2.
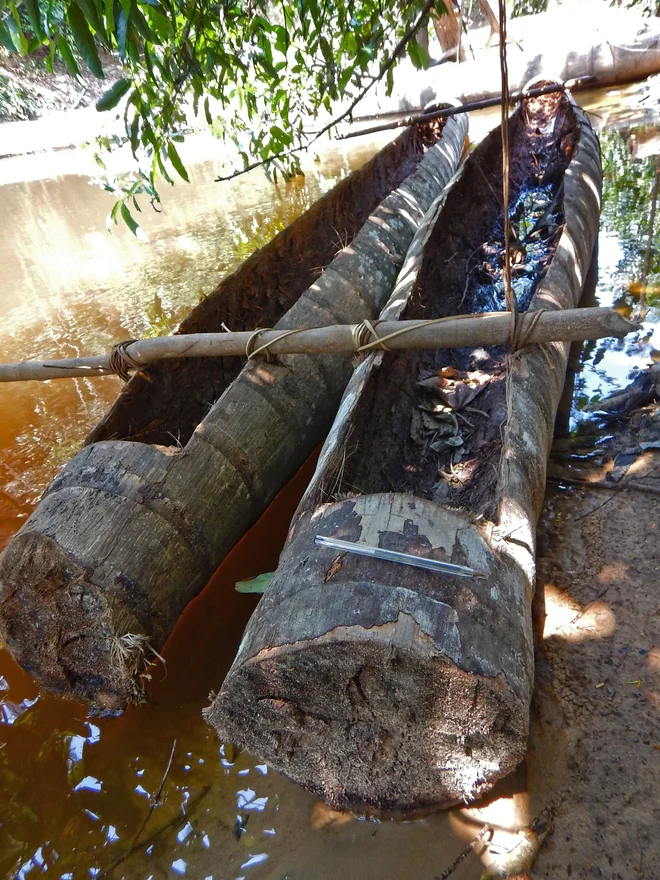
433 2 466 61
477 0 500 39
206 92 602 816
0 114 468 713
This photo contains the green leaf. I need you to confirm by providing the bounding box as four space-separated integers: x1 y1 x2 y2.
57 34 79 76
104 0 114 34
0 19 16 52
274 24 287 54
24 0 45 42
203 95 212 126
68 4 104 76
319 35 333 68
167 141 189 182
76 0 106 42
143 41 154 77
407 39 423 70
7 4 28 53
125 25 139 62
338 63 354 94
116 6 127 58
156 151 174 185
255 53 279 81
130 5 157 43
145 6 169 40
129 109 140 153
270 124 291 146
120 202 140 235
235 572 274 594
307 0 321 31
344 31 357 55
96 78 131 111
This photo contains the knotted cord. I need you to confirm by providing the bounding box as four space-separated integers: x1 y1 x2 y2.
109 340 141 382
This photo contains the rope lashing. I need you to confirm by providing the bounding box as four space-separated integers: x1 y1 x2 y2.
509 308 546 351
245 327 308 361
352 319 391 352
109 340 141 381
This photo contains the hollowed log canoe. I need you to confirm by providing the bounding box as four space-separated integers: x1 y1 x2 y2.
206 85 602 816
0 112 467 712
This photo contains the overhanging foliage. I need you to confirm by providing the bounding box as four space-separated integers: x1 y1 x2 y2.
0 0 441 232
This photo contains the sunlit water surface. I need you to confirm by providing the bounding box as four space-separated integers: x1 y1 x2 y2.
1 82 659 879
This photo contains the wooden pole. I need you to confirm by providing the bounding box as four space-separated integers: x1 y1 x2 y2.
0 308 637 383
337 77 596 140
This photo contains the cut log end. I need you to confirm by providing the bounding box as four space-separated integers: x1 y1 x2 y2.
207 635 528 817
0 532 142 713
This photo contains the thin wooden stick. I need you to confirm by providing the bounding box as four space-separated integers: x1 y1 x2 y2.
0 308 638 383
99 738 177 878
436 823 492 879
337 77 596 140
640 154 660 312
498 0 516 334
99 783 211 878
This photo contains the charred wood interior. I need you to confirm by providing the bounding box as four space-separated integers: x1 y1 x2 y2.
338 93 578 521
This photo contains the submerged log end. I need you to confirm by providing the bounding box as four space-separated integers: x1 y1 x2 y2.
206 630 528 817
0 532 141 713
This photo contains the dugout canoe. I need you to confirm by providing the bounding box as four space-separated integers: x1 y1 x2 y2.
0 111 467 713
206 84 602 816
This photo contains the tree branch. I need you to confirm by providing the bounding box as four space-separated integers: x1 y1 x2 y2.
215 0 438 183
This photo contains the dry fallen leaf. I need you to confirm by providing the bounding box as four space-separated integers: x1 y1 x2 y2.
418 369 491 410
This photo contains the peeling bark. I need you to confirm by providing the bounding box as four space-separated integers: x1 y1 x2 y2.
207 89 602 815
0 114 468 712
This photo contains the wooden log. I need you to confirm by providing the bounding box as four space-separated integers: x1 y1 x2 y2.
584 363 660 415
206 89 602 815
355 5 660 119
0 307 637 382
0 113 468 713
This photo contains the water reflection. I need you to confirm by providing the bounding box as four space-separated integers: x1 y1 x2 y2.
569 125 660 429
0 140 377 532
1 92 660 879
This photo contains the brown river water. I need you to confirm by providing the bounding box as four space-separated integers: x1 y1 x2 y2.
0 82 659 879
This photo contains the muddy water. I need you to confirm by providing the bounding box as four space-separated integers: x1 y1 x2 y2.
1 84 660 879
